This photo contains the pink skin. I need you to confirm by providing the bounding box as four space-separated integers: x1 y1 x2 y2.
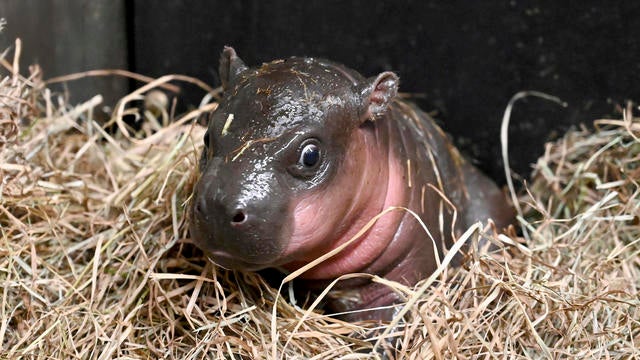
282 126 408 280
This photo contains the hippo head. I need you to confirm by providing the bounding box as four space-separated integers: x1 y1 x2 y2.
190 47 399 273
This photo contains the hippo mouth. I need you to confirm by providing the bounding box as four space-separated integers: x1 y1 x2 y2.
190 218 288 271
190 231 286 271
205 249 276 271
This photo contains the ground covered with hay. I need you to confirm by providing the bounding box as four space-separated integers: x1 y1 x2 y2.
1 43 639 359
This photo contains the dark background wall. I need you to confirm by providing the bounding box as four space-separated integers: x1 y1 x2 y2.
0 0 128 109
3 1 640 183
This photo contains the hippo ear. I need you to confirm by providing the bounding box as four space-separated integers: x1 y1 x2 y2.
360 71 399 121
219 46 248 91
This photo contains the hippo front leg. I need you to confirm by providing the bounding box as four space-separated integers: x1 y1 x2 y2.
323 283 406 358
325 281 404 322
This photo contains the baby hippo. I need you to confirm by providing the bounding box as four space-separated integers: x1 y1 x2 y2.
190 47 513 321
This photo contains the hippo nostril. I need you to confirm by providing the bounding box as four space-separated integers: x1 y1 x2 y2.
231 210 246 225
194 197 206 215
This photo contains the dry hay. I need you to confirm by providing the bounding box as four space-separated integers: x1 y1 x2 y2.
1 41 639 359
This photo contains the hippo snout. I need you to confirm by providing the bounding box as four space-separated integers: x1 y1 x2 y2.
189 169 288 270
192 187 248 228
193 198 240 226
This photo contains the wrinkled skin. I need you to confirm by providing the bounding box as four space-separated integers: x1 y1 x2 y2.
190 47 514 321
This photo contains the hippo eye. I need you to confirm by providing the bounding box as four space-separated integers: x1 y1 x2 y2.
298 142 321 168
289 138 324 179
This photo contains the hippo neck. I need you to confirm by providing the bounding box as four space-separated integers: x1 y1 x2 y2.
358 101 468 281
381 100 470 271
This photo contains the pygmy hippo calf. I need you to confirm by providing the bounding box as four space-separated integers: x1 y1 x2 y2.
190 47 513 321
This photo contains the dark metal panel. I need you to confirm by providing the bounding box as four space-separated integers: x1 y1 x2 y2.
0 0 128 109
131 1 640 181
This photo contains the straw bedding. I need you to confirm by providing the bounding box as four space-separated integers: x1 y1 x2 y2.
1 42 639 359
